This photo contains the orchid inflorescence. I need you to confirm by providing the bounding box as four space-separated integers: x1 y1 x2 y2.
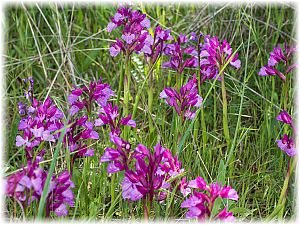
180 176 238 222
16 97 64 160
258 43 296 81
276 110 296 157
65 80 115 161
160 74 203 120
5 158 74 217
199 35 241 83
258 43 297 157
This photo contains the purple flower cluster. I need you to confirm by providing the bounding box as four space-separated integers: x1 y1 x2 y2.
276 110 296 157
107 7 152 57
160 75 203 120
22 76 34 102
258 43 296 81
200 35 241 83
95 103 136 136
68 79 115 116
46 171 75 217
64 115 98 160
162 33 198 74
180 176 238 221
144 25 173 65
100 134 131 174
16 97 64 160
65 79 115 160
121 143 183 202
5 159 74 217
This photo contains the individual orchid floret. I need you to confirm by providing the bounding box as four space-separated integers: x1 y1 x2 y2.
199 35 241 83
179 177 191 197
159 148 184 177
162 33 198 74
181 176 238 221
160 74 203 120
95 103 136 136
100 134 132 174
216 207 235 222
276 134 296 157
107 6 152 58
276 110 294 128
258 43 296 81
18 102 26 116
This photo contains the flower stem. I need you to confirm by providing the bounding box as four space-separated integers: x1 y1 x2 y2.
176 71 181 90
221 74 231 146
143 196 149 222
277 156 297 219
123 55 131 140
117 61 124 105
124 55 131 117
110 173 115 207
147 64 154 132
197 83 207 148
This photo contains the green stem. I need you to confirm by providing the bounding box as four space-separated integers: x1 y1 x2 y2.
176 71 181 90
221 73 231 147
110 173 115 207
147 64 154 132
117 61 124 105
199 85 207 148
123 55 131 140
277 157 297 219
124 55 131 117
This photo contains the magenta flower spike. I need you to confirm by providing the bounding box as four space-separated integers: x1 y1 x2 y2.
199 35 241 83
5 160 75 217
15 96 64 160
46 171 75 217
180 176 238 221
120 143 185 203
107 6 153 58
276 110 297 157
100 134 131 174
162 33 198 74
67 79 115 116
160 74 203 120
94 103 136 136
143 25 173 64
65 78 115 162
121 143 165 201
258 43 296 81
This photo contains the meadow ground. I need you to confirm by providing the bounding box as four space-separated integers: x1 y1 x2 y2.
3 2 296 222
